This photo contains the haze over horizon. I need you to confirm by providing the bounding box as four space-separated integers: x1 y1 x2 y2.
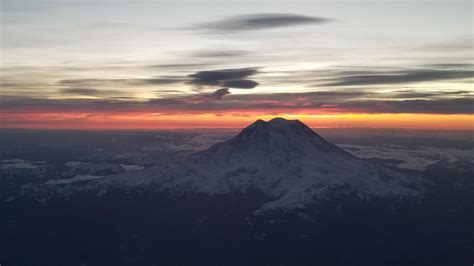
1 0 473 130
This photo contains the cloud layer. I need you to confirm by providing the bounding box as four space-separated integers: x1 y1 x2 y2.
2 91 472 115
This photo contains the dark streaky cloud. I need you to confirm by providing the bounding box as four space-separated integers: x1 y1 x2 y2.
192 50 250 58
322 69 474 86
59 77 185 87
189 67 260 89
60 88 126 97
340 98 474 114
209 88 231 99
220 79 259 89
61 88 103 96
200 13 330 32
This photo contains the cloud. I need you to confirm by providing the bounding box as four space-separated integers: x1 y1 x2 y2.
141 77 186 85
60 88 118 97
0 159 40 170
390 90 472 99
59 68 260 90
422 37 473 52
45 175 103 185
59 77 185 87
189 67 260 89
146 63 212 69
191 50 250 58
339 98 474 114
220 79 259 89
199 13 330 32
321 69 474 86
208 88 231 99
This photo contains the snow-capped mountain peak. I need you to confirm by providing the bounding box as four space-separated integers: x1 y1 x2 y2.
193 118 343 164
155 118 425 210
234 117 329 146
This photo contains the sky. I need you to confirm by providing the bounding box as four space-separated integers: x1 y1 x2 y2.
1 0 473 129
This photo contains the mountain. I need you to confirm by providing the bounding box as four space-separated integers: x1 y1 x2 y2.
16 118 425 212
151 118 424 210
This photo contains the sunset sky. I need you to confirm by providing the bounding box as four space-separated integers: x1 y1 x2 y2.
1 0 473 130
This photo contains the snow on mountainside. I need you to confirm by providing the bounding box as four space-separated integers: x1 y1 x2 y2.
14 118 426 211
150 118 425 210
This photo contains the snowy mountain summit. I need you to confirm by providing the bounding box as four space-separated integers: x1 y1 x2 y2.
145 118 425 210
192 118 344 163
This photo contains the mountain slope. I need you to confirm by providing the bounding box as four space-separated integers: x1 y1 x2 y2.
150 118 424 210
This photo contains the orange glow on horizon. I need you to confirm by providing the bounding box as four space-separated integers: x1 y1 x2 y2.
1 112 473 130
